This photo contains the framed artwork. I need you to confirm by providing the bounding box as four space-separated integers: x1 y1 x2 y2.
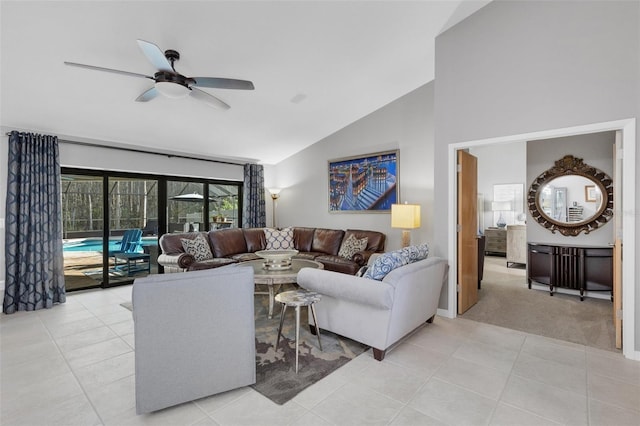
585 185 597 202
328 150 398 212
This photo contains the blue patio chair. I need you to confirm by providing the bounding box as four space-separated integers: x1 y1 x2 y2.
109 229 149 276
109 229 143 256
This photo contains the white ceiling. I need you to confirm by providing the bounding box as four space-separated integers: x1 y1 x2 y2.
1 1 488 165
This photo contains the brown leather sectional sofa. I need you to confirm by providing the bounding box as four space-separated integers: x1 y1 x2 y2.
157 227 386 275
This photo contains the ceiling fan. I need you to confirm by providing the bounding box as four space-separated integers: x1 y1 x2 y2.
64 39 254 110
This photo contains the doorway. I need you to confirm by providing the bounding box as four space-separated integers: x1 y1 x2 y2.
446 119 637 360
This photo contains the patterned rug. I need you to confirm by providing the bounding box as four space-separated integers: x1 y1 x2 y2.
120 288 369 405
252 289 368 404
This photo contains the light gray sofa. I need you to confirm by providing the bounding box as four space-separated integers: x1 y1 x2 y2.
297 256 448 361
132 266 256 414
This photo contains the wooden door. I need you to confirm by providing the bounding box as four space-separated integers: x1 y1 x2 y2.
457 150 478 314
613 132 622 349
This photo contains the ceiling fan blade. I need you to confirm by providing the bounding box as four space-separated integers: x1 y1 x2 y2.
137 39 173 72
190 88 230 110
135 87 159 102
191 77 255 90
64 62 153 79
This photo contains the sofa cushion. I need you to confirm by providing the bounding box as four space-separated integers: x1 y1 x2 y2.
293 252 324 261
181 234 213 261
264 227 294 250
314 254 361 275
312 228 345 255
209 228 247 258
229 252 261 262
187 258 237 271
243 228 266 252
338 234 368 260
293 227 315 252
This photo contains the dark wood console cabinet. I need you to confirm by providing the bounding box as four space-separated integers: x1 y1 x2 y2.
527 243 613 301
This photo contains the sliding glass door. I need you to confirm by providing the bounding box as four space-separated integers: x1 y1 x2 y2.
62 172 159 290
168 181 206 233
167 180 242 232
210 183 240 229
62 169 242 290
62 174 105 291
107 177 158 287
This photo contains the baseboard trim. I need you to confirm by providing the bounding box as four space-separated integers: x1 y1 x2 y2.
437 307 454 319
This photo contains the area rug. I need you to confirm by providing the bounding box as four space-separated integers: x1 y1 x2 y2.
120 287 368 405
252 288 368 404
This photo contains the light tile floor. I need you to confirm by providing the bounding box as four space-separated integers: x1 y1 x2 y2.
1 285 639 426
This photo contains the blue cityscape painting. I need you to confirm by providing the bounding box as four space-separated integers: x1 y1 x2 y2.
328 150 398 212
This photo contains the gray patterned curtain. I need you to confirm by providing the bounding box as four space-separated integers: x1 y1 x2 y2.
242 163 266 228
4 131 65 314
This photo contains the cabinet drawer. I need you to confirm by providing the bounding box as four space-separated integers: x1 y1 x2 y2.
485 228 506 253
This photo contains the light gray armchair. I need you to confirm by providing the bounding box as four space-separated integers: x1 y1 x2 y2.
132 266 256 414
298 256 448 361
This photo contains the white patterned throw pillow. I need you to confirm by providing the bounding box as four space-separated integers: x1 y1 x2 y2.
338 234 368 260
362 243 429 281
402 243 429 262
264 227 294 250
363 250 408 281
181 233 213 261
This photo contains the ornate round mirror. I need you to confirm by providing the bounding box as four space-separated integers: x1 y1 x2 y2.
527 155 613 236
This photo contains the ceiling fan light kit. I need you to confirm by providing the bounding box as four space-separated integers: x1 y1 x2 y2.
155 81 189 99
64 39 254 110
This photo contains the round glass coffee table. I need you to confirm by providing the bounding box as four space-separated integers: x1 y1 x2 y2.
245 259 323 319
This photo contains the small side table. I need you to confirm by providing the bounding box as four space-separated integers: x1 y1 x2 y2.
113 252 150 276
275 289 322 373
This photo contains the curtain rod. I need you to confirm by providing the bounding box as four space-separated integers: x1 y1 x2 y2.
6 132 249 166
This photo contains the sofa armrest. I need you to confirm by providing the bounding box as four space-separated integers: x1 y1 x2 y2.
297 268 394 309
352 250 376 266
157 253 194 270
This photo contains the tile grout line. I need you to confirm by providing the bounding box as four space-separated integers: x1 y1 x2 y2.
37 305 108 425
483 330 527 425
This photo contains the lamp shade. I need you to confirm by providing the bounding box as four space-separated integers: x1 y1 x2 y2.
391 204 421 229
491 201 512 211
268 188 282 198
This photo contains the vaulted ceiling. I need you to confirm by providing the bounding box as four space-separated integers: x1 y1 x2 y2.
1 1 488 165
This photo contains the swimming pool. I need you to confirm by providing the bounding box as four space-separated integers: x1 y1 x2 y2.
63 237 158 252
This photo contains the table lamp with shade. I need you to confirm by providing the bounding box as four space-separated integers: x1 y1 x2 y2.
391 203 421 248
491 201 512 228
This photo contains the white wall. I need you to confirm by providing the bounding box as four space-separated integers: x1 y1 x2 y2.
434 1 638 350
527 131 615 246
58 141 244 181
469 142 526 232
270 82 435 253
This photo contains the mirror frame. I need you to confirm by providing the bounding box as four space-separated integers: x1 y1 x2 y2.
527 155 613 236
